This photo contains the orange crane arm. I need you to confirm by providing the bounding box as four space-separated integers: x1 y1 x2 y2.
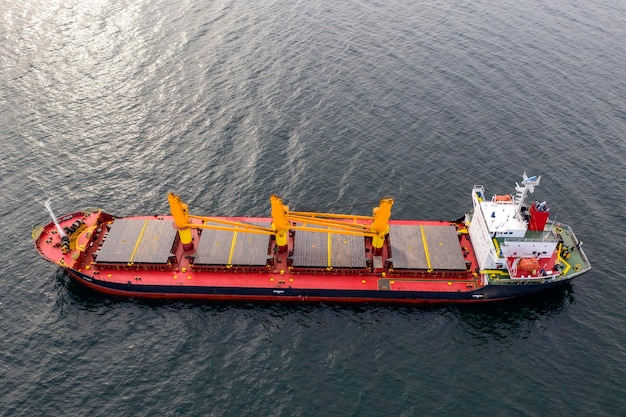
168 193 394 250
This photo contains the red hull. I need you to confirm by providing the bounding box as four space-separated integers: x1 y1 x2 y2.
34 175 590 305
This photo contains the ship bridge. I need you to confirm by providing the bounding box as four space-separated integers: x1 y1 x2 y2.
477 200 526 238
468 174 559 273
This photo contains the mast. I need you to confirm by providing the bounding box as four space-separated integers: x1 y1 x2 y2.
168 192 194 250
270 194 290 252
514 172 541 213
370 197 393 254
45 199 67 238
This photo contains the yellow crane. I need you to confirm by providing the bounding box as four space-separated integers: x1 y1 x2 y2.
167 192 393 253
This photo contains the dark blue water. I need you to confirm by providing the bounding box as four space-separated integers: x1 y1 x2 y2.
1 0 625 415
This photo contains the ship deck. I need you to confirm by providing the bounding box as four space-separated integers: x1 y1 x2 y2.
34 211 484 297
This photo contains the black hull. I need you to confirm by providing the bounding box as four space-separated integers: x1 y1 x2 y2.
67 269 572 304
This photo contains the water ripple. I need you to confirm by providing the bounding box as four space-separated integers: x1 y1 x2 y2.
1 0 625 416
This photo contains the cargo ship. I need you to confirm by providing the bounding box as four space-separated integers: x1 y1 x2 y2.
33 174 590 303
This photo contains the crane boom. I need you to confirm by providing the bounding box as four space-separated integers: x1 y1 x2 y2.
167 192 394 252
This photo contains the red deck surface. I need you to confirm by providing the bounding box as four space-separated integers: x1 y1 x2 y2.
35 210 483 297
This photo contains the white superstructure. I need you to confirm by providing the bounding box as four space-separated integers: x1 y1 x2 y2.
468 173 559 277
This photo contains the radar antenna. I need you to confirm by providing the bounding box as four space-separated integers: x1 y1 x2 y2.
514 172 541 212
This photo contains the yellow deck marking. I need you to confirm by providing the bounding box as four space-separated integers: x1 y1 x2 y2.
75 225 98 251
482 269 509 276
556 243 571 275
69 224 88 251
228 229 239 266
492 238 501 256
327 230 332 268
128 219 149 265
420 225 432 271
